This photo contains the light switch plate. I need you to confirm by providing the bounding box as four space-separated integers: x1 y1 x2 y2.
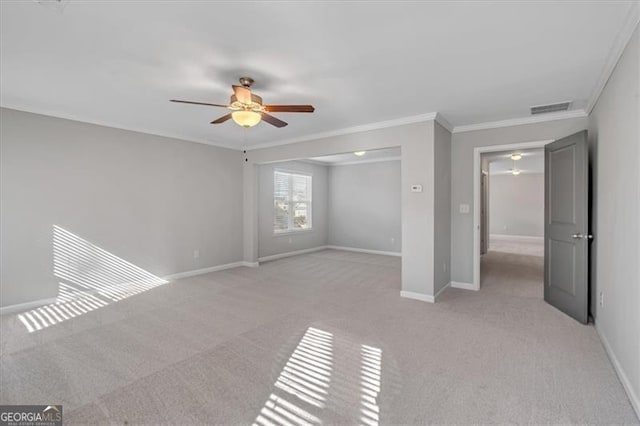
411 184 423 193
459 204 470 214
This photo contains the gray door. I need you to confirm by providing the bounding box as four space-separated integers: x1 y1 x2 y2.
544 131 590 324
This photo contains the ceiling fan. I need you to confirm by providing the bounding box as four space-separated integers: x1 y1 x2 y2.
170 77 314 128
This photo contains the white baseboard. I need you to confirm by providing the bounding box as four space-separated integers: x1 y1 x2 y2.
258 246 329 263
326 245 401 257
490 234 544 242
451 281 478 291
1 261 253 315
0 297 58 316
243 261 259 268
595 321 640 419
435 282 451 301
164 261 250 280
400 291 435 303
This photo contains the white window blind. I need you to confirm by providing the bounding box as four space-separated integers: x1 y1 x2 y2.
274 170 312 233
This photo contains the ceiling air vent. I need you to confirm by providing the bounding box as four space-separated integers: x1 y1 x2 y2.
530 101 572 115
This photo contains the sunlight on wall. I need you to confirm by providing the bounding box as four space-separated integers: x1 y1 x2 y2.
254 327 383 426
17 225 167 332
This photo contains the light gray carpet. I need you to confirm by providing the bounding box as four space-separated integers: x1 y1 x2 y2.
1 249 637 424
490 237 544 257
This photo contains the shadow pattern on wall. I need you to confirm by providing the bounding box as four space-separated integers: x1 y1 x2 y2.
18 225 167 332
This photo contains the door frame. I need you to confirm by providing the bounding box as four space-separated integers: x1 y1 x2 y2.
472 139 553 290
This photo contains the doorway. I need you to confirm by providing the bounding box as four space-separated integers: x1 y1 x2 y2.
472 140 551 291
479 148 545 298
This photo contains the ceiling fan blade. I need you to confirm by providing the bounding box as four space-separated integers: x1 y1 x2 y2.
210 113 233 124
264 105 315 113
170 99 228 107
261 113 288 128
232 85 252 104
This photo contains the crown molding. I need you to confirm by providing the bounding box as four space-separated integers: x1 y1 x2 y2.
0 105 241 151
451 109 588 134
434 112 453 133
244 112 438 150
585 2 639 114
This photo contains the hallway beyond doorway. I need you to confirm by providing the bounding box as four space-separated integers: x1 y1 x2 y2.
481 249 543 299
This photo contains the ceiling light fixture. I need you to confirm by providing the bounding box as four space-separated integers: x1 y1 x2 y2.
354 151 366 156
512 168 522 176
231 110 261 128
511 153 522 161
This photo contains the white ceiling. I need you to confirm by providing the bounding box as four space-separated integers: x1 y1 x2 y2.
309 147 400 165
0 1 636 149
485 148 544 175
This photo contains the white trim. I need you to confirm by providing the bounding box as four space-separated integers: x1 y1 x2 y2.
450 281 477 291
400 291 434 303
490 234 544 242
244 112 438 150
258 246 329 263
435 113 454 133
328 156 401 167
434 281 451 301
472 140 552 291
0 106 240 151
586 3 640 114
326 245 401 257
452 110 588 134
163 261 249 280
595 321 640 419
243 261 259 268
0 297 58 316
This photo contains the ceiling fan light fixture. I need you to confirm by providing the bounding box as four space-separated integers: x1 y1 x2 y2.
232 110 261 128
354 151 366 156
511 153 522 161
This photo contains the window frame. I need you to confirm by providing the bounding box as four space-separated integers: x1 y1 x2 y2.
273 169 313 235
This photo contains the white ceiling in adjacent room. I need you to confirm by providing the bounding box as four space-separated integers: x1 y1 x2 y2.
0 1 636 149
486 149 545 175
309 147 401 165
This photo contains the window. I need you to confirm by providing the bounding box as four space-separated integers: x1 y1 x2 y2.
274 170 312 233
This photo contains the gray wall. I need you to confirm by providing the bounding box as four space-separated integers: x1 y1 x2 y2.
489 173 544 237
258 161 328 258
588 25 639 416
434 122 451 294
0 108 243 307
327 160 401 253
450 116 588 285
243 122 437 297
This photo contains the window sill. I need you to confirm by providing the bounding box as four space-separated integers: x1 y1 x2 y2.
273 229 314 236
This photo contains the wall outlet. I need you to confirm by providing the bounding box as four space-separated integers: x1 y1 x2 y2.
599 291 604 307
459 204 470 214
390 237 395 245
193 249 200 259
